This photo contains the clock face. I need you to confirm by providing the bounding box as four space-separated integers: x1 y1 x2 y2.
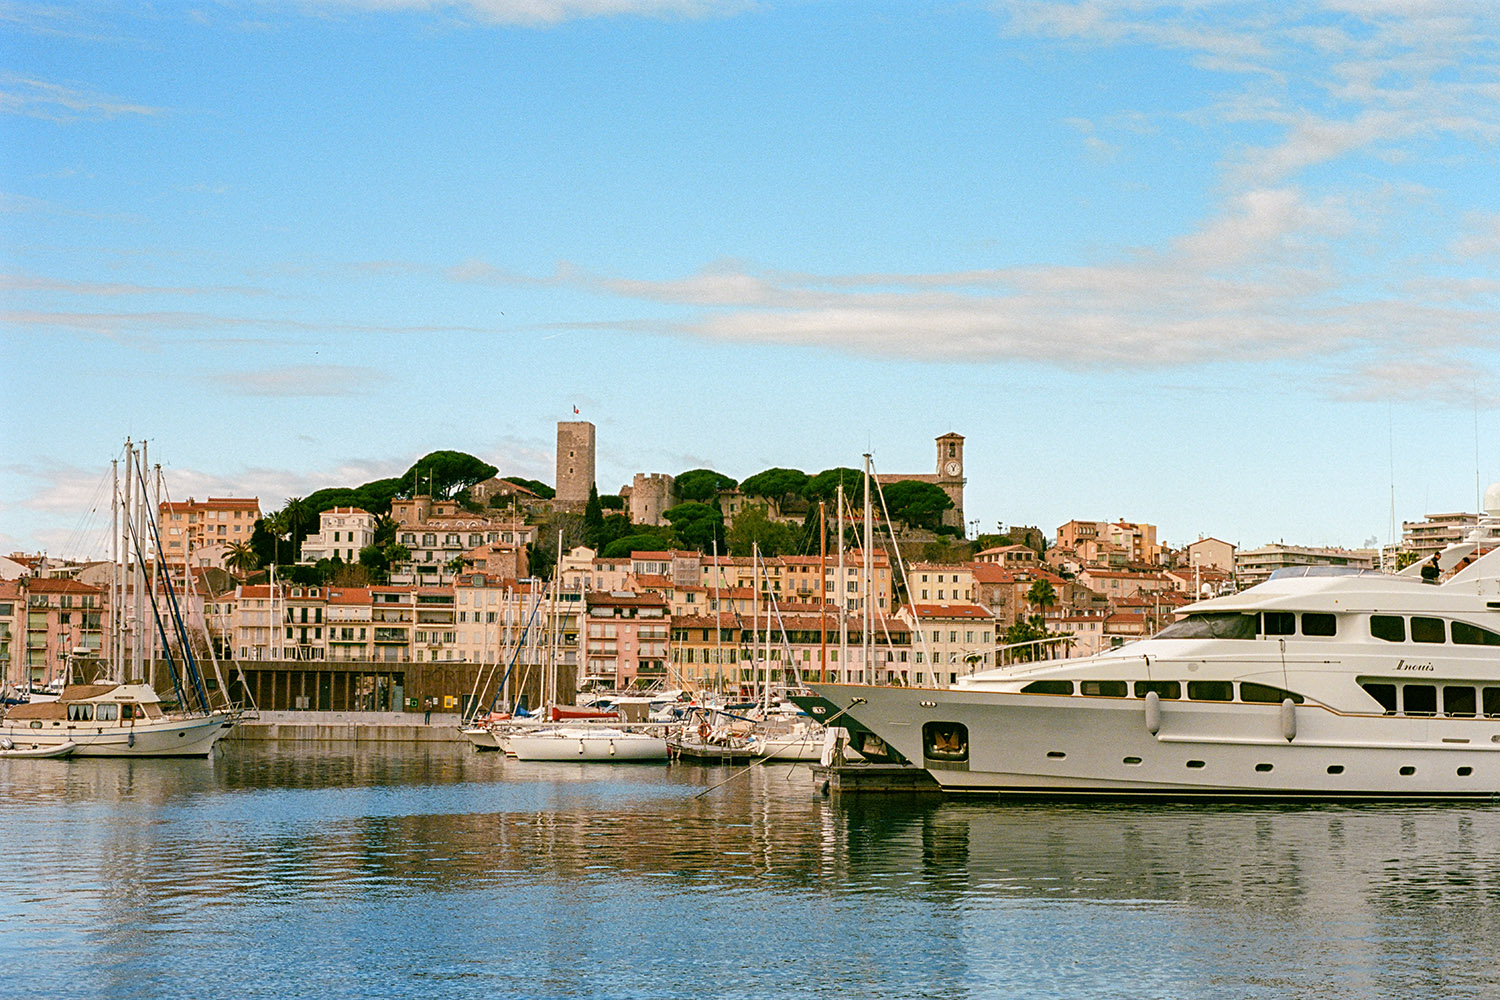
944 461 961 476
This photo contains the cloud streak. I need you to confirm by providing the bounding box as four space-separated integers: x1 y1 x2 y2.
0 75 162 122
298 0 754 27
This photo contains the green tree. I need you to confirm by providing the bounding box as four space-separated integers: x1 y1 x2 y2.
664 502 724 552
804 467 862 503
1003 616 1052 663
1026 578 1058 619
502 476 555 500
738 468 809 502
358 544 389 583
224 540 259 576
726 504 795 557
403 450 498 498
583 485 604 547
676 468 738 502
598 494 625 510
879 480 953 532
601 532 675 559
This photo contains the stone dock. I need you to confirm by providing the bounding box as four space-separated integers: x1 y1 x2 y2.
228 710 465 743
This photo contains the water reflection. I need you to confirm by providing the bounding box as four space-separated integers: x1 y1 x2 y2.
3 745 1497 999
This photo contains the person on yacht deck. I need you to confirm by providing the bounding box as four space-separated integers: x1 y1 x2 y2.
1421 554 1441 583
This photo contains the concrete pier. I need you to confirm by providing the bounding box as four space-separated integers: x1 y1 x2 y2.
228 711 465 743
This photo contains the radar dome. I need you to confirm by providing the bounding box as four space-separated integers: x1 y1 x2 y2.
1486 482 1500 517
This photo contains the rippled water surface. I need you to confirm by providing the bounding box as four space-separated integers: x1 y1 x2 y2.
3 744 1498 999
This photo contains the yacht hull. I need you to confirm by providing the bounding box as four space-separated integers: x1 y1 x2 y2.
0 713 233 758
507 730 668 762
813 684 1500 799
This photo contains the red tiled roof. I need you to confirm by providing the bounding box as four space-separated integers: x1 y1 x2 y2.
902 603 994 619
25 578 103 595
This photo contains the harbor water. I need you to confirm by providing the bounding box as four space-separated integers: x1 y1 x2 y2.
3 744 1497 999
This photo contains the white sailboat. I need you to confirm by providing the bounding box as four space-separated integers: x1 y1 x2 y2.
0 441 237 758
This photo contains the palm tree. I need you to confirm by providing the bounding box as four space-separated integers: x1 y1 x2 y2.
224 540 258 577
1025 578 1057 620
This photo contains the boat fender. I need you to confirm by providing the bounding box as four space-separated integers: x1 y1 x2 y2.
1280 698 1296 742
609 741 617 756
1144 690 1161 736
0 737 12 751
578 741 586 756
128 732 135 749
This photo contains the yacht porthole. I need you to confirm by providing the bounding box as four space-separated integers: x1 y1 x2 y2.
1046 751 1066 759
1123 756 1142 765
1327 765 1345 775
1254 763 1273 773
1457 766 1474 777
1399 765 1416 776
1186 760 1205 769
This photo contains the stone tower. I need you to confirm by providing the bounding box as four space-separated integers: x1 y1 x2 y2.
555 421 596 513
935 432 966 532
629 473 677 527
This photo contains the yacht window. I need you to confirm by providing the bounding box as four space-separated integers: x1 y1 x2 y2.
1370 616 1405 642
923 722 969 762
95 703 119 722
1021 681 1074 695
1263 612 1296 636
1483 687 1500 719
1443 686 1477 718
1301 613 1337 637
1153 613 1257 641
1402 685 1437 716
1240 682 1305 705
1079 680 1127 698
1187 681 1234 702
1134 681 1181 700
67 704 94 722
1451 621 1500 646
1411 617 1445 644
1361 682 1398 715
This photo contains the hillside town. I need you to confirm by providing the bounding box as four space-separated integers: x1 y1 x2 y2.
1 423 1483 716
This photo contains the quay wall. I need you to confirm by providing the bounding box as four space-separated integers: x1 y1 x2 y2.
228 710 465 743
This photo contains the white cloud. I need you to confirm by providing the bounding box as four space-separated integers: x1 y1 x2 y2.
0 75 162 122
300 0 753 26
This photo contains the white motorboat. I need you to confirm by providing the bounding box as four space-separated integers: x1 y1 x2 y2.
0 684 232 758
812 488 1500 799
506 725 668 762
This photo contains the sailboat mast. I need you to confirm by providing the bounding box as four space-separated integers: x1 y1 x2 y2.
819 501 827 685
837 483 846 682
110 455 120 686
862 453 873 684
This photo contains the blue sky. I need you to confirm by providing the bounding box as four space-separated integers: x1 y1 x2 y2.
3 0 1498 560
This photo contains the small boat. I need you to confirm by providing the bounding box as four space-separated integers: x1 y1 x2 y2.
0 738 76 759
667 731 756 764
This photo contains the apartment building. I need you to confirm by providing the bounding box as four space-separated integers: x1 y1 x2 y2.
584 591 670 690
159 497 262 569
907 562 976 604
899 602 997 686
18 578 107 687
1234 544 1377 589
300 507 377 564
1402 512 1479 560
390 496 535 586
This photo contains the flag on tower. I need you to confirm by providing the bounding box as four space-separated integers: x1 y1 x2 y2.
573 406 579 414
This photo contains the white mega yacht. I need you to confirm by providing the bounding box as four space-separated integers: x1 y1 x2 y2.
811 487 1500 798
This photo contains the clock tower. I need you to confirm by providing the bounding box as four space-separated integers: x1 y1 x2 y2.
935 433 966 533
